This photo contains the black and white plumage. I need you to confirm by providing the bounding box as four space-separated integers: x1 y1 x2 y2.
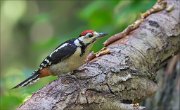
39 40 77 69
12 30 107 89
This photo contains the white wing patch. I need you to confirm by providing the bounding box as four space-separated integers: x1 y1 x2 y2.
44 58 50 63
74 39 81 46
40 43 69 69
49 43 68 57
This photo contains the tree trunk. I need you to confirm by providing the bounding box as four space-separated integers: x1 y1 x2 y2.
18 0 180 110
143 54 180 110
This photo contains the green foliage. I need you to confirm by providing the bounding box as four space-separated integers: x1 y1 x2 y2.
0 0 156 109
0 93 24 110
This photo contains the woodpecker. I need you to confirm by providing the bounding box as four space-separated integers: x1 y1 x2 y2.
12 30 107 89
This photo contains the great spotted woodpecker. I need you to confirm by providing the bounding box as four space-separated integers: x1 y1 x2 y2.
12 30 107 89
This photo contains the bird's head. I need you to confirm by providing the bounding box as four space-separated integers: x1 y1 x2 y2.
75 30 107 47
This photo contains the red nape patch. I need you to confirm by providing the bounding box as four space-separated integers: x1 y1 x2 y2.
80 30 94 36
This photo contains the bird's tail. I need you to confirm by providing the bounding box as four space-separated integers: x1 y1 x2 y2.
12 70 40 89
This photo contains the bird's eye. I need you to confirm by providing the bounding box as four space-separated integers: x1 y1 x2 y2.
88 34 93 38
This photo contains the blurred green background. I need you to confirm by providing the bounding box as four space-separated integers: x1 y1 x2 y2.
0 0 156 110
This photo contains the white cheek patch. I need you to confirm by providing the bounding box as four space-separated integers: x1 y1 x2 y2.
84 39 91 44
80 36 93 44
79 36 89 44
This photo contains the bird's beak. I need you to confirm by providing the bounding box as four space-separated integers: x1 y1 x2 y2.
96 32 108 38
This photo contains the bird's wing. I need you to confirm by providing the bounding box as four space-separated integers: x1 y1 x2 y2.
39 42 77 69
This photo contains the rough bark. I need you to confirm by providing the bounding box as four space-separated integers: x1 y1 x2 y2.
18 0 180 110
144 54 180 110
